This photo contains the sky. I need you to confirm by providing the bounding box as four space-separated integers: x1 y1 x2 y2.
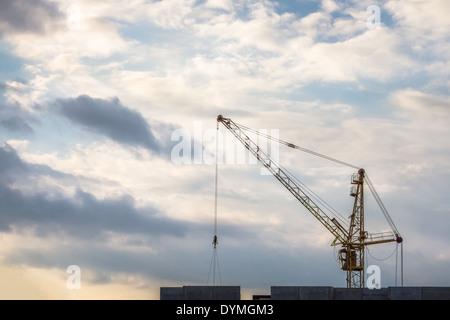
0 0 449 300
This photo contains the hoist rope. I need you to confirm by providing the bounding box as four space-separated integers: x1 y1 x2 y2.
395 242 398 286
214 121 219 244
207 121 221 286
207 246 222 285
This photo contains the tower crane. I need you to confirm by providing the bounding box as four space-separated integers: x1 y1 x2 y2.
216 115 403 288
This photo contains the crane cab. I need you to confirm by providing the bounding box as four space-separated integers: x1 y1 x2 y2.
338 248 363 271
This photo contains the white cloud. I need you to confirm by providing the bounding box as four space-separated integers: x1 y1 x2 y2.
192 2 294 52
204 0 234 11
321 0 339 13
4 76 56 112
276 28 415 83
385 0 450 42
10 17 131 62
390 89 450 120
145 0 197 29
5 139 30 151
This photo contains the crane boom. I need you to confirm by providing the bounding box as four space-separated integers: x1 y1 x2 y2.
217 115 403 288
218 115 348 245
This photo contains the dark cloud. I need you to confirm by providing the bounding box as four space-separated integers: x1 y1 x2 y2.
0 0 63 36
0 116 34 134
0 100 36 134
55 95 174 154
0 145 267 293
0 144 186 238
0 185 186 238
0 143 28 184
3 229 350 290
0 144 258 289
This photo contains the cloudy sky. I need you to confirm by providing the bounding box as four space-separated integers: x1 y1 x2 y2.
0 0 449 299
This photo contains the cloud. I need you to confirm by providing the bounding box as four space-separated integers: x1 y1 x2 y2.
146 0 196 29
2 77 55 112
390 89 450 120
0 143 264 292
321 0 339 13
0 0 63 36
384 0 450 89
0 101 35 134
0 184 184 238
55 95 174 154
1 1 135 73
0 143 186 238
0 116 34 134
204 0 233 11
385 0 450 42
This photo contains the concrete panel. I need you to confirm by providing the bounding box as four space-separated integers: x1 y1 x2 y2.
183 286 240 300
299 287 334 300
334 288 362 300
270 286 333 300
212 286 241 300
183 286 213 300
389 287 422 300
270 286 299 300
422 287 450 300
162 286 450 300
160 287 183 300
362 288 388 300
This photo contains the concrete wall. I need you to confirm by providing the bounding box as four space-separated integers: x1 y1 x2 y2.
160 286 240 300
271 286 334 300
161 286 450 300
160 287 183 300
421 287 450 300
271 286 450 300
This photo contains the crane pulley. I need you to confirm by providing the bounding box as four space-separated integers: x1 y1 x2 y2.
216 115 403 288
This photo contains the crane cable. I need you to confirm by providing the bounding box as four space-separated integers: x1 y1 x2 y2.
366 242 403 286
366 242 398 261
214 120 219 249
234 122 360 170
207 121 222 286
233 122 351 228
364 173 401 236
236 120 405 285
233 121 402 238
279 163 350 229
235 122 353 227
220 118 404 285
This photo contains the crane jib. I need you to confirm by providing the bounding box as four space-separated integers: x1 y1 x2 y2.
218 115 348 245
216 115 403 288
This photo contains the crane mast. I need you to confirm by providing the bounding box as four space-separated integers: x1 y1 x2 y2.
217 115 403 288
342 169 366 288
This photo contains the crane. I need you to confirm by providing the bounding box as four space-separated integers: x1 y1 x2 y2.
216 115 403 288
